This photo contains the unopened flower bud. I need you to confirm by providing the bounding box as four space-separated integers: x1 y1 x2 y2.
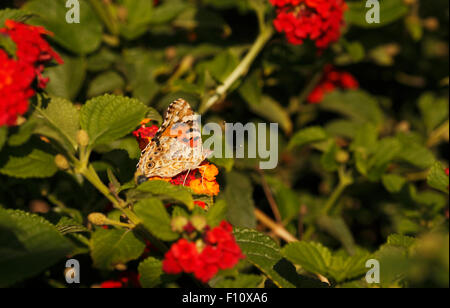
171 216 189 233
88 213 107 226
335 150 349 164
54 154 70 170
76 130 89 147
190 215 207 232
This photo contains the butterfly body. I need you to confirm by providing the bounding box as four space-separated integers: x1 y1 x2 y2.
136 99 209 180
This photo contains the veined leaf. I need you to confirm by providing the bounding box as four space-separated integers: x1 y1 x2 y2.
90 228 145 270
288 126 328 149
137 180 194 210
0 209 73 287
427 161 449 194
134 198 179 241
80 94 148 147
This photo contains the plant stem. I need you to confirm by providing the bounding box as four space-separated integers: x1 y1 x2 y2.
427 120 449 148
303 167 353 240
254 208 298 243
79 164 140 224
199 26 274 114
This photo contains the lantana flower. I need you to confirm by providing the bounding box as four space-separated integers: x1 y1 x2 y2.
307 64 359 104
0 20 63 126
270 0 347 49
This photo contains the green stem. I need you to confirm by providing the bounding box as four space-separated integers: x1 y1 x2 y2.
303 167 353 240
199 26 274 114
79 164 140 224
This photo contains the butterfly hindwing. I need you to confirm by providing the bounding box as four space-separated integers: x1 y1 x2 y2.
137 99 207 178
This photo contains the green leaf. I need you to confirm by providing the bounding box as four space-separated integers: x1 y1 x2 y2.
328 250 371 283
119 0 153 40
34 97 80 153
382 174 406 193
87 71 125 98
206 199 228 227
417 93 449 133
0 8 31 26
317 216 356 255
0 209 73 287
137 180 194 210
395 133 435 169
24 0 103 55
7 119 37 147
367 137 402 181
0 147 57 179
138 257 168 288
387 234 416 249
205 50 239 83
320 140 339 172
80 94 148 147
321 90 384 125
427 161 449 194
214 274 263 288
249 96 292 135
90 228 145 270
148 0 188 25
234 228 326 288
134 198 179 241
225 172 256 228
282 241 332 277
345 0 408 28
44 54 86 100
56 217 89 235
288 126 328 149
239 70 262 108
264 176 300 222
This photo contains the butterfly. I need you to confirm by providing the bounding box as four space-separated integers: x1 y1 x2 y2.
136 98 210 184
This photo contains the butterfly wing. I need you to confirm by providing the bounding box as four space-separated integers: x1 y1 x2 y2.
137 99 207 178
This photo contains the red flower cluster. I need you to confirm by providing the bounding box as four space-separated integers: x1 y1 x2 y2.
162 221 245 283
271 0 347 49
307 65 359 103
0 20 63 126
100 272 141 288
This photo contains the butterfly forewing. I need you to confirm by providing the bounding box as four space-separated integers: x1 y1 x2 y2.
137 99 207 178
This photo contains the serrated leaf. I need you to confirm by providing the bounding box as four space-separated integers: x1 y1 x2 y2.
24 0 103 55
225 172 256 228
134 198 179 241
288 126 328 149
0 209 73 287
427 161 449 194
234 228 327 288
34 97 80 153
138 257 175 288
387 234 416 249
0 147 57 179
367 137 402 181
90 228 145 270
56 217 89 235
282 241 332 277
80 94 148 147
137 180 194 210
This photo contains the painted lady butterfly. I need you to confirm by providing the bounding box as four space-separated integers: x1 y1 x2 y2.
136 99 210 184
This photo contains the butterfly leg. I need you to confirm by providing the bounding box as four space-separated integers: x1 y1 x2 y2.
183 169 191 186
